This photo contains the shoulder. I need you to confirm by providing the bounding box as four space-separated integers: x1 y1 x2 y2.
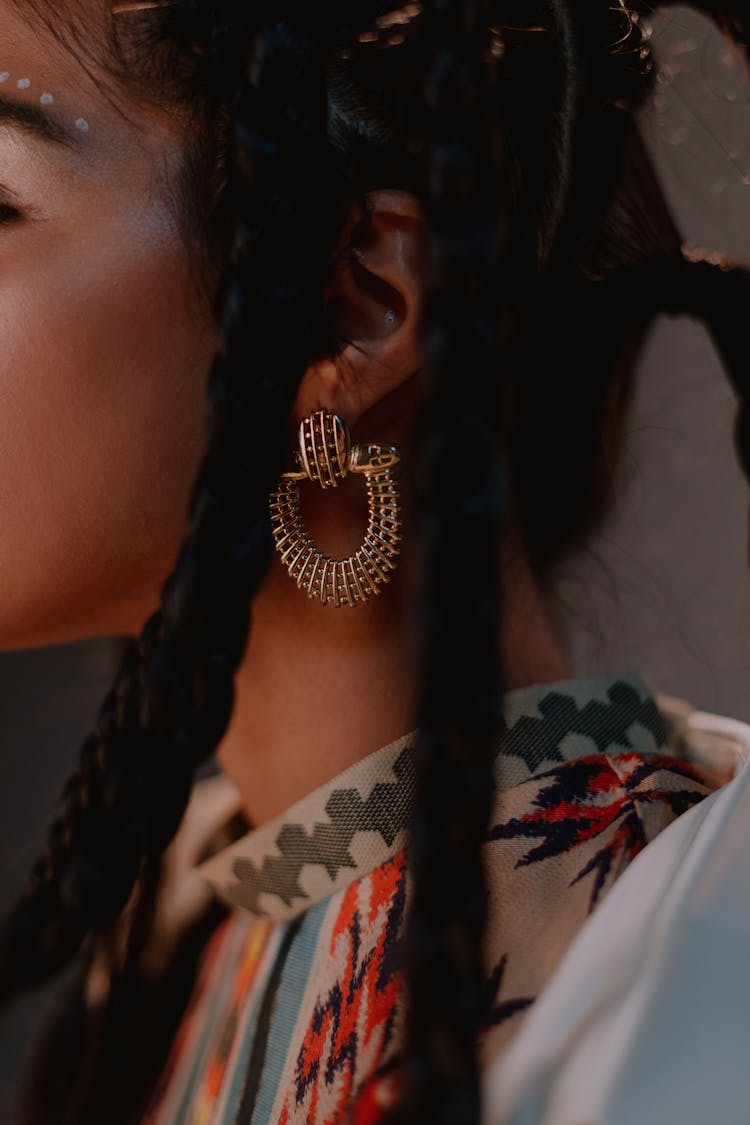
482 698 750 1124
656 690 750 784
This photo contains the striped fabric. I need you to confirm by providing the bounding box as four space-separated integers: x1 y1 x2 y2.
140 673 729 1124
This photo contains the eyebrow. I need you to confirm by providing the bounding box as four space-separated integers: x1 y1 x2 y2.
0 91 79 148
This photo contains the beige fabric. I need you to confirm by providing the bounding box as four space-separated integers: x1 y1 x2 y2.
482 697 750 1125
140 676 725 1124
193 673 690 921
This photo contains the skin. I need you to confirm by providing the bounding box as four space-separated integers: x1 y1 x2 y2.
0 2 570 827
0 3 216 649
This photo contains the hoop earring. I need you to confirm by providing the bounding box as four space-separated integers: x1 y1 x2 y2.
269 408 401 607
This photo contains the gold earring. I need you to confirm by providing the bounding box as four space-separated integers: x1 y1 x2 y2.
269 408 401 607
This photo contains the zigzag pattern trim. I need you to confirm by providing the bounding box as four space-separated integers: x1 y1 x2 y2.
196 676 669 918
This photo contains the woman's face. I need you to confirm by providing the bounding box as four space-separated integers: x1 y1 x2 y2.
0 2 217 650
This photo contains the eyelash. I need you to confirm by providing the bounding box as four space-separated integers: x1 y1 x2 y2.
0 203 21 224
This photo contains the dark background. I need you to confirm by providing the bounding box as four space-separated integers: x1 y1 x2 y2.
1 8 748 1123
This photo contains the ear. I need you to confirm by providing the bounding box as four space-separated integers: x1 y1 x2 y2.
292 189 424 428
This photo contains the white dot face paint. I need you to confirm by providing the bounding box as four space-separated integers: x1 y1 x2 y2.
0 69 91 135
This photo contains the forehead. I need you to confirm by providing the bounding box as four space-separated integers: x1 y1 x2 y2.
0 0 186 163
1 1 113 94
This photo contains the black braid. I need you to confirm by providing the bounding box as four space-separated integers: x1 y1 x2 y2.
388 4 582 1122
0 3 345 1012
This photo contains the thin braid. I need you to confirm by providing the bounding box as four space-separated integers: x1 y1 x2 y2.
389 4 578 1122
0 5 344 1011
389 2 591 1119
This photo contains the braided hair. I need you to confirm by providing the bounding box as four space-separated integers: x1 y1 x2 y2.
3 2 749 1123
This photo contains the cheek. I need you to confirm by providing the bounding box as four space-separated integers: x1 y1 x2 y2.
0 210 217 648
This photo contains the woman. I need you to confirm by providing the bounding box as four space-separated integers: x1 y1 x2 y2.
0 0 747 1122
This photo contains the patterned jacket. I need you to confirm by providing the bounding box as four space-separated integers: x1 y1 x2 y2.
82 672 736 1124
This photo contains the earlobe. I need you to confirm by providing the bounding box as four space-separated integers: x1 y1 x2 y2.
292 190 424 427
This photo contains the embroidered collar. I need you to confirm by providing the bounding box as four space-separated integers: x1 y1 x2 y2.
194 672 680 920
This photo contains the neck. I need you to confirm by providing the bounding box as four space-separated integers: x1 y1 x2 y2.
216 528 570 827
